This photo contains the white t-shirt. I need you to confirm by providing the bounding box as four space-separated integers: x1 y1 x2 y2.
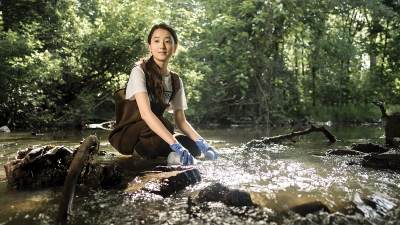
125 66 188 113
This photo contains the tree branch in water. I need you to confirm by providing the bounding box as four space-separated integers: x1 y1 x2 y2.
246 125 336 148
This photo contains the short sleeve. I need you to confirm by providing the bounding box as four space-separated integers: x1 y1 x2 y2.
168 78 188 113
125 66 147 100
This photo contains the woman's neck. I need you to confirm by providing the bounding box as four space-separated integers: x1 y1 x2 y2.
154 58 169 75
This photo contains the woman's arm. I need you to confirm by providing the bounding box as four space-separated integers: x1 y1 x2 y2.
174 109 219 160
135 92 177 145
174 109 201 141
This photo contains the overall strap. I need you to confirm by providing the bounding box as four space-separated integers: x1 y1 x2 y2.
140 61 181 104
169 71 181 103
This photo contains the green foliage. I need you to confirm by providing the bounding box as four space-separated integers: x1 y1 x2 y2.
1 0 399 129
308 104 382 123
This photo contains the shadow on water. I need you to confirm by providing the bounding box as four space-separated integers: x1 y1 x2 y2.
1 125 400 224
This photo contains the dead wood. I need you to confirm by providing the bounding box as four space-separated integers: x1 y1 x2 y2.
57 135 99 224
246 125 336 148
84 121 115 130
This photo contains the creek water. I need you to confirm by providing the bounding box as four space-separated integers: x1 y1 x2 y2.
1 125 400 225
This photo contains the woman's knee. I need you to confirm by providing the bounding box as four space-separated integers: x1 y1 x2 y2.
135 135 170 159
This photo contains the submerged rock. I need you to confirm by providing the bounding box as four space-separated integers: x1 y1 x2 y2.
196 183 255 207
288 201 331 216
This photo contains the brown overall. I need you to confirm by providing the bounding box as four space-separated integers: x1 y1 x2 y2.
108 66 200 159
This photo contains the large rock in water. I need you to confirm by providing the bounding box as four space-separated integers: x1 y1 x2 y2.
351 143 388 154
124 165 201 197
0 125 11 133
196 183 255 207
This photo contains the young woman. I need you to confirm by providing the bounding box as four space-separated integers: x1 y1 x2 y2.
109 23 218 165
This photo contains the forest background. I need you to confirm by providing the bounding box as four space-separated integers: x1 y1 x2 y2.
1 0 400 130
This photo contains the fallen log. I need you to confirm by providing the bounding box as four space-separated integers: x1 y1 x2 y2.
57 135 99 223
4 145 120 190
4 145 74 189
247 125 336 148
3 135 203 223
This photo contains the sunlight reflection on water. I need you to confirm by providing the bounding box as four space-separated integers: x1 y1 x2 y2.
1 126 400 224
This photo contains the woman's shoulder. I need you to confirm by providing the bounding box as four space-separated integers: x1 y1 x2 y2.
130 64 145 77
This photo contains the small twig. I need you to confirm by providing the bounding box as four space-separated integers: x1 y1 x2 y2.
84 121 116 130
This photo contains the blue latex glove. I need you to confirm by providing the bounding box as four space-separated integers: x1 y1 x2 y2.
195 138 218 160
169 143 194 166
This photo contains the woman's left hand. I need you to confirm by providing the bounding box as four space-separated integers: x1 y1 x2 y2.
195 138 218 160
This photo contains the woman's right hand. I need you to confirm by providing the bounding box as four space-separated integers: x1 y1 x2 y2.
195 138 218 160
169 143 194 165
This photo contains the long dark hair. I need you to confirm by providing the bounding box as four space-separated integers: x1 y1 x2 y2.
140 23 178 106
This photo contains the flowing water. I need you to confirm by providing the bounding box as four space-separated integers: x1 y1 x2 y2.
1 125 400 225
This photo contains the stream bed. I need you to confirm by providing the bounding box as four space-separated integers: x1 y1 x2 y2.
1 125 400 225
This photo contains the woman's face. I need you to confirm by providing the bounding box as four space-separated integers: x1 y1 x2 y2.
148 28 177 64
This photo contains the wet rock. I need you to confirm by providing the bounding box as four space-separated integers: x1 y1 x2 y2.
125 166 201 197
97 150 116 157
0 125 11 133
351 143 388 154
31 131 44 136
288 201 331 216
326 148 364 156
352 192 396 218
196 183 255 207
362 152 400 171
